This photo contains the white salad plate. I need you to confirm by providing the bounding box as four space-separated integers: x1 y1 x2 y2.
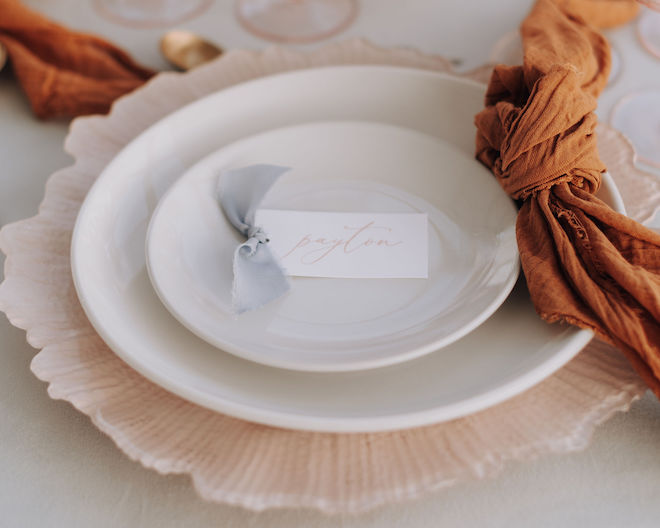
71 67 625 432
146 121 519 372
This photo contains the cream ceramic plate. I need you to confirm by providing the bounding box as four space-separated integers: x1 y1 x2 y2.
146 121 519 371
71 67 625 432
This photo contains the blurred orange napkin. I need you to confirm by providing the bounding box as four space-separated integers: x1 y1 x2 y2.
476 0 660 397
0 0 154 119
557 0 639 28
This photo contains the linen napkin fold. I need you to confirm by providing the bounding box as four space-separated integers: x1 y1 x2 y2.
475 0 660 397
557 0 639 28
0 0 154 119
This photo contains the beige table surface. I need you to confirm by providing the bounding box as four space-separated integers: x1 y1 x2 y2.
2 1 660 526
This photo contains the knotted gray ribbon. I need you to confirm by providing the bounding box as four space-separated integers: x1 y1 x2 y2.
218 164 291 313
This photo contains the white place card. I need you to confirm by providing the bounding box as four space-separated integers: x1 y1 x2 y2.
254 209 428 279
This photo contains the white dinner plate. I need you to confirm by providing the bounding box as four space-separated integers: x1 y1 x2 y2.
71 67 625 432
146 121 519 371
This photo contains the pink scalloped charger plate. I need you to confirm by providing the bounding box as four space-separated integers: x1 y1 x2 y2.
0 41 651 513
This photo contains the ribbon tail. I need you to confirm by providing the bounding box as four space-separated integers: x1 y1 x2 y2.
218 164 292 313
518 183 660 397
231 242 290 314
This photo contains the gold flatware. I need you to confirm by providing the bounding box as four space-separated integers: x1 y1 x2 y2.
160 30 223 71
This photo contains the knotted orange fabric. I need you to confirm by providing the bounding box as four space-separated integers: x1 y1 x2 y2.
0 0 154 119
476 0 660 397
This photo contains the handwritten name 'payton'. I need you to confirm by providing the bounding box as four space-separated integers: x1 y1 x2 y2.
281 221 403 265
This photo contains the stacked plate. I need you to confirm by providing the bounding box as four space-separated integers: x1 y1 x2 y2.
70 66 625 433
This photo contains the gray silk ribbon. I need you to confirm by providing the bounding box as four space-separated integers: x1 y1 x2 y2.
218 164 291 313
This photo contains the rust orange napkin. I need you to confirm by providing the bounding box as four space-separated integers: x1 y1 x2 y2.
557 0 639 28
0 0 154 119
475 0 660 397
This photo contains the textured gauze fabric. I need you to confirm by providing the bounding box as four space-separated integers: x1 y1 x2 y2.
475 0 660 396
0 0 154 119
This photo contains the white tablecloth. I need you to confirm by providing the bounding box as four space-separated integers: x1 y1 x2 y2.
2 1 660 526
